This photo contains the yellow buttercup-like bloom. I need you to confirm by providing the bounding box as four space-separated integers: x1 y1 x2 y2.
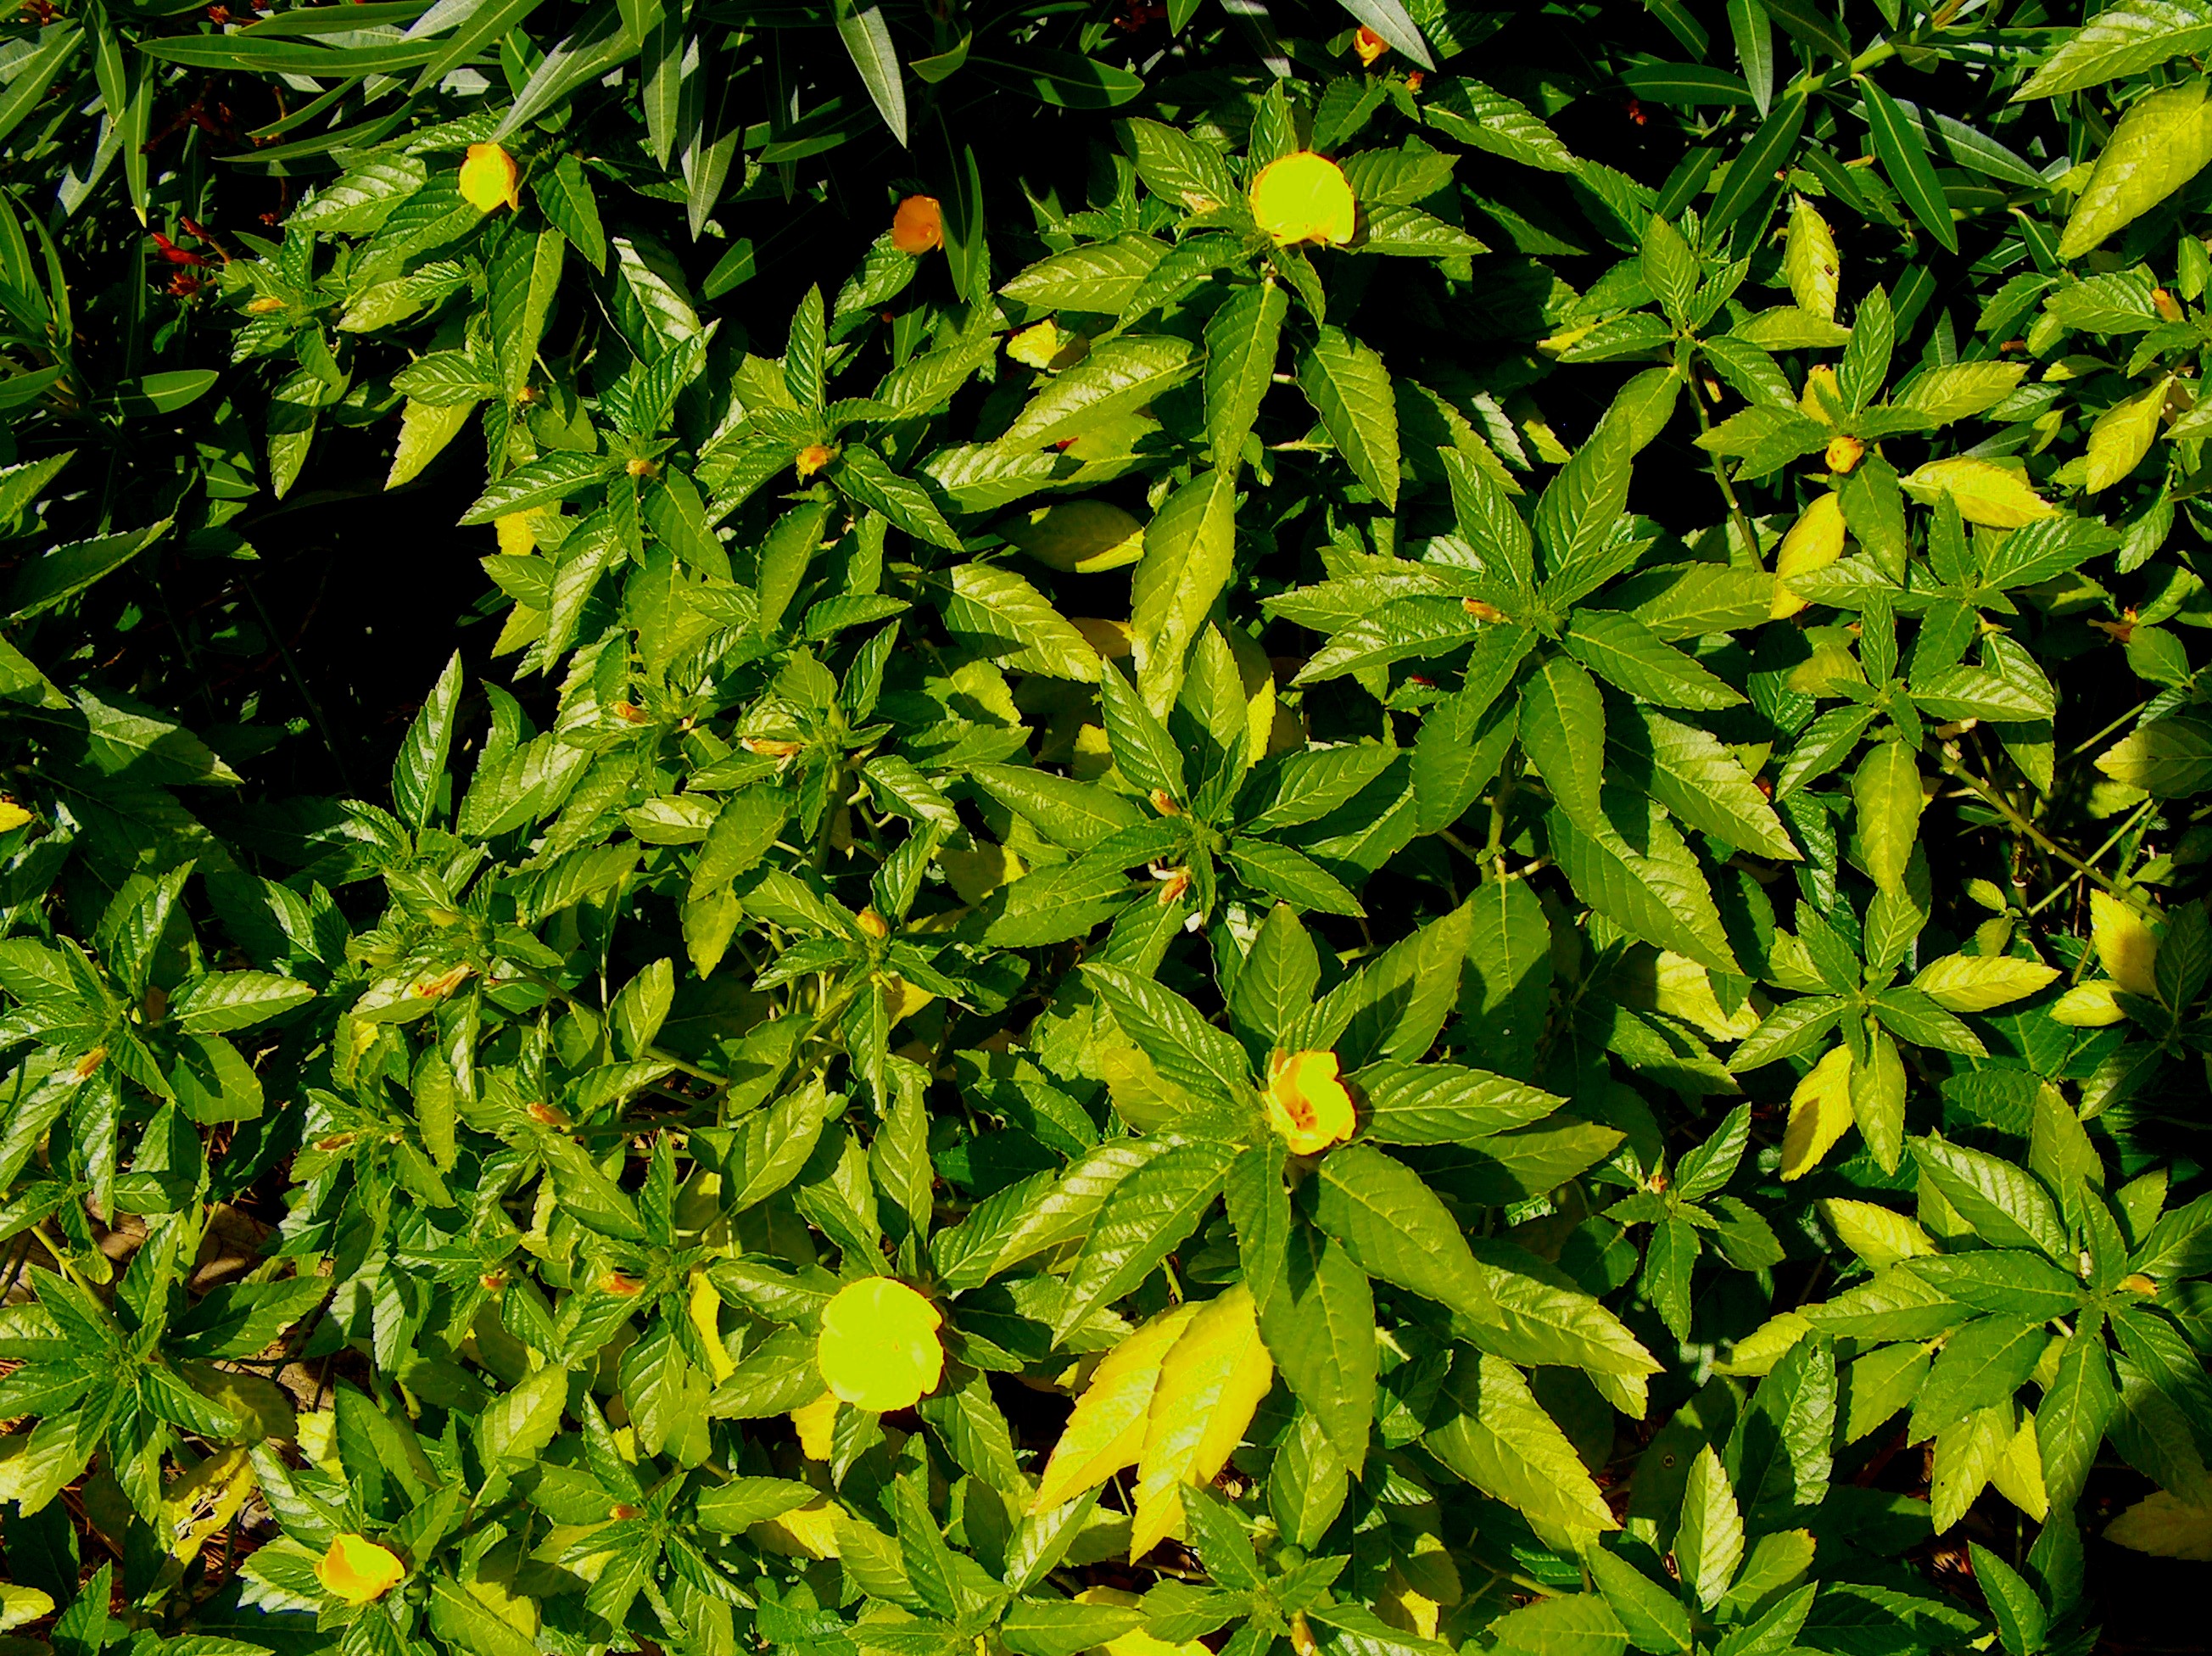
459 143 521 213
1249 153 1357 248
816 1277 944 1413
316 1533 405 1605
1263 1050 1356 1155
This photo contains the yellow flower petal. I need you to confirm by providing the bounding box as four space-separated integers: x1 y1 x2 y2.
316 1533 405 1605
815 1277 943 1413
1263 1050 1357 1155
0 801 31 834
1249 152 1357 248
458 143 520 214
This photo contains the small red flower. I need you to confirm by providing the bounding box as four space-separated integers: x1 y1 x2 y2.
150 233 209 267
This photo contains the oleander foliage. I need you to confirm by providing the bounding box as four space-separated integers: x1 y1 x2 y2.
10 3 2212 1656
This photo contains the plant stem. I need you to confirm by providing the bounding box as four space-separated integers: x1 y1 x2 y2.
1936 752 2132 904
2025 798 2154 918
1685 362 1764 568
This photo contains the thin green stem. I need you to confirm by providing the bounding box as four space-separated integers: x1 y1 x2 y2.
1685 362 1765 568
2025 798 2154 918
1936 752 2131 904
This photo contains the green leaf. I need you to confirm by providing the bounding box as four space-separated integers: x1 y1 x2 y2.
940 562 1099 680
1082 964 1254 1107
836 446 964 550
1130 466 1237 714
2036 1319 2116 1510
494 0 642 140
1852 741 1924 896
169 972 316 1033
1354 1056 1561 1150
1304 1143 1495 1325
2016 0 2212 100
1425 1352 1617 1543
533 152 606 271
1297 327 1400 509
1909 1315 2047 1442
1612 705 1796 861
1204 278 1288 467
835 5 908 145
1674 1446 1743 1609
1548 792 1741 976
1862 79 1958 254
1257 1224 1376 1473
1519 657 1608 836
1334 0 1434 69
2097 714 2212 795
1708 93 1806 232
1052 1137 1239 1338
1002 335 1196 450
1913 1136 2066 1258
1564 609 1744 710
1968 1543 2048 1656
478 1362 567 1465
1587 1549 1692 1654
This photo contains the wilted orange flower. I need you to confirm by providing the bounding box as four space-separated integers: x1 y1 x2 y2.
1354 26 1388 65
891 195 943 255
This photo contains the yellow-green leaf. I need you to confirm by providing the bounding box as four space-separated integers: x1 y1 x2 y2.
1029 1301 1200 1512
1130 1284 1274 1558
1818 1198 1936 1267
1781 1043 1853 1181
1911 953 2061 1012
2106 1489 2212 1558
1902 457 2056 528
1852 741 1925 895
2058 78 2212 260
2086 375 2171 492
2092 888 2159 997
1783 194 1840 322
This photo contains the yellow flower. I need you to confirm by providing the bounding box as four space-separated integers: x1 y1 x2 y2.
0 800 31 834
459 144 521 213
891 194 943 255
796 442 836 480
1249 152 1357 248
816 1277 943 1413
1262 1050 1356 1155
1824 434 1864 474
316 1533 405 1605
1353 26 1388 66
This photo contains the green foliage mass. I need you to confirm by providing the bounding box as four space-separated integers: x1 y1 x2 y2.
8 3 2212 1655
